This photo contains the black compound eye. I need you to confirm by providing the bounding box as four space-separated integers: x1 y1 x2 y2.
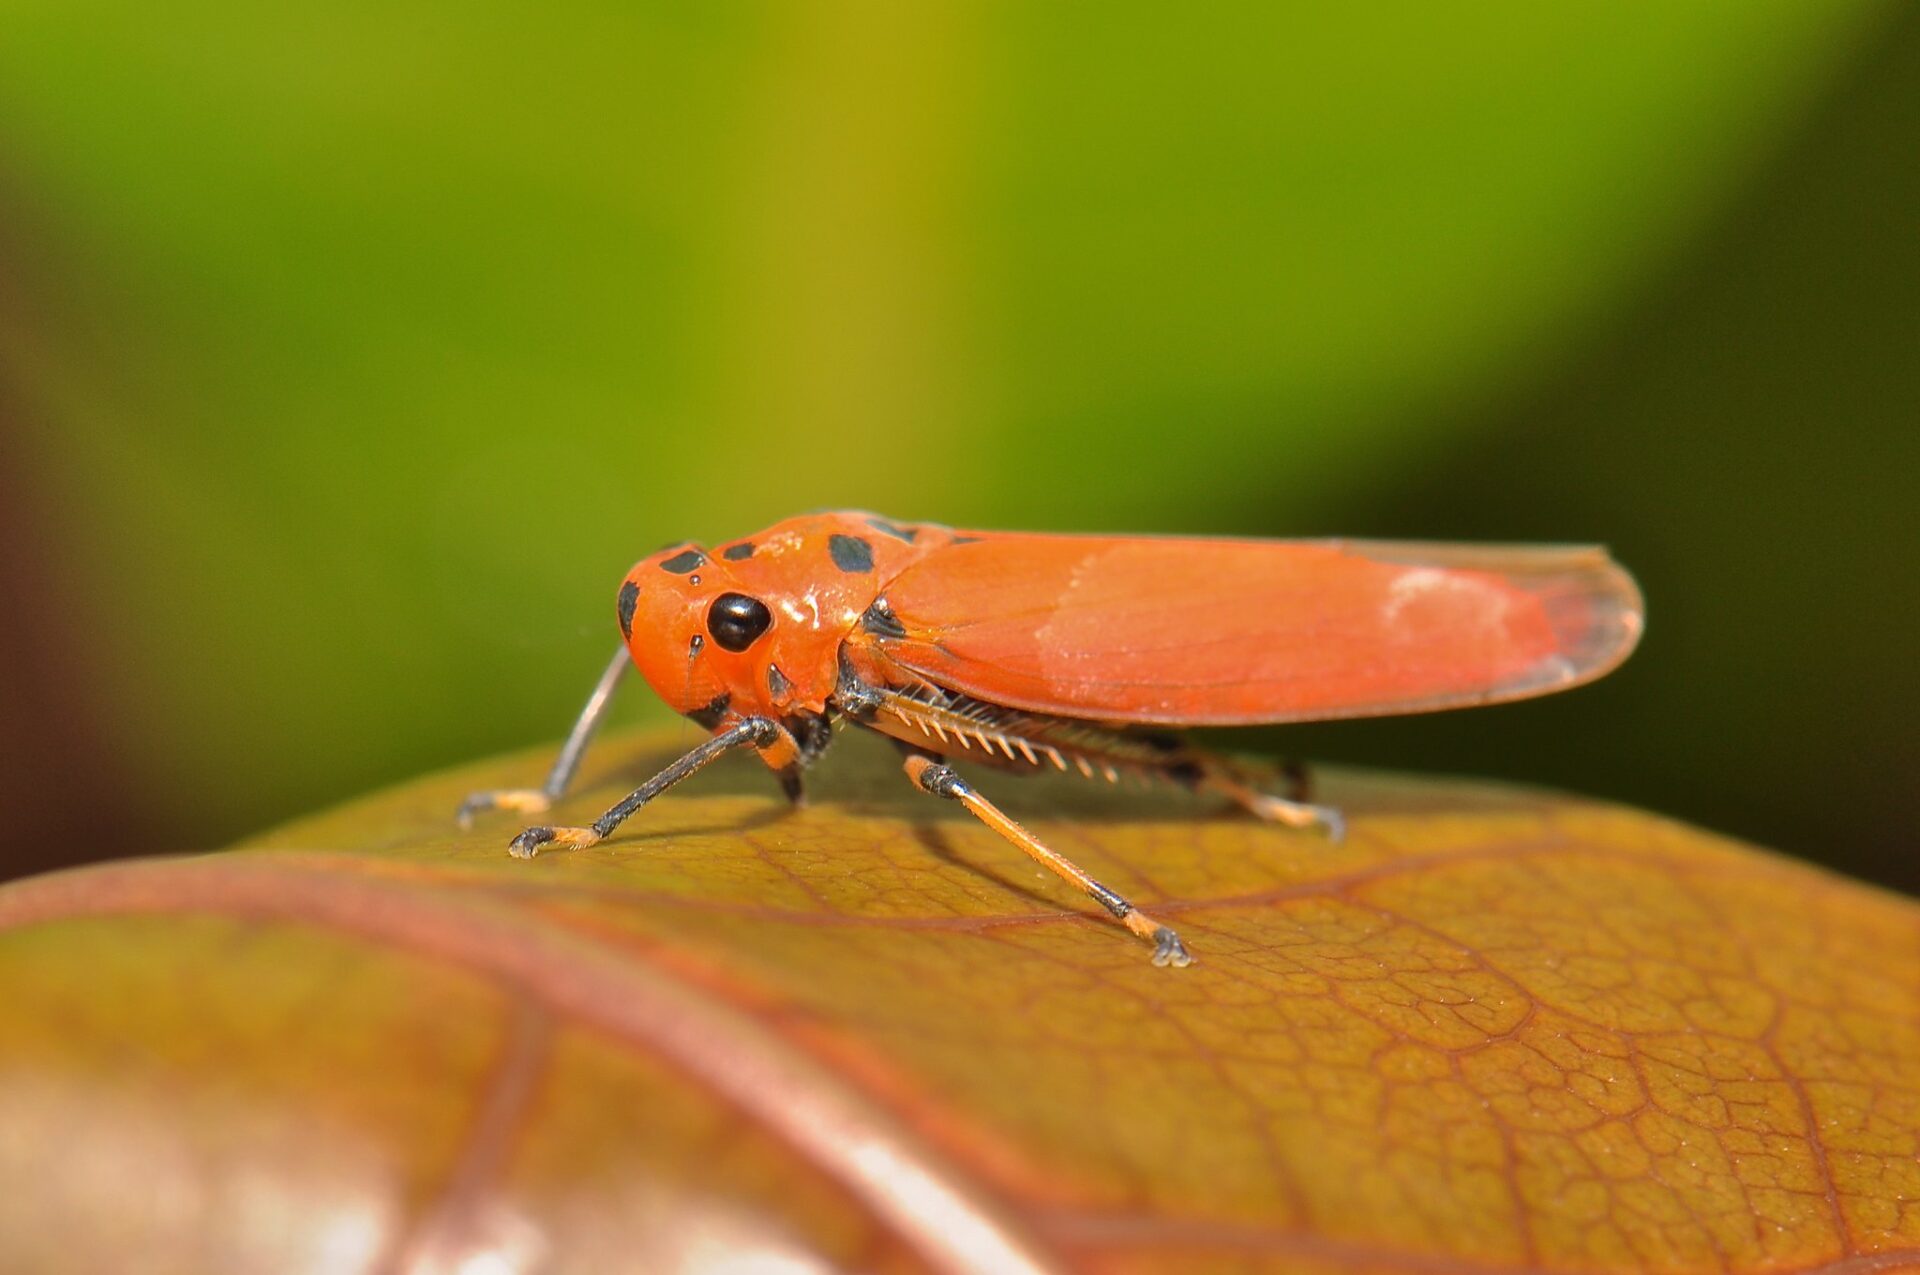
707 592 773 653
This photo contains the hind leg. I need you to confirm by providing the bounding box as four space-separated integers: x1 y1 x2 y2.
1181 750 1344 842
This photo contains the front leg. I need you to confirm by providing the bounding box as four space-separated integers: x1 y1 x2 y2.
509 716 784 858
458 646 630 827
770 713 835 807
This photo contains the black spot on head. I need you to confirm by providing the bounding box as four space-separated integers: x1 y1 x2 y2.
616 580 639 639
860 597 907 640
722 541 755 561
866 517 918 543
766 663 793 698
687 692 731 730
708 592 773 652
828 533 874 573
660 548 704 574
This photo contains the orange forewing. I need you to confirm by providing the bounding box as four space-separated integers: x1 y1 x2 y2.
872 535 1643 725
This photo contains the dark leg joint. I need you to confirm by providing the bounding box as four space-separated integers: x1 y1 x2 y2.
1165 759 1205 788
915 761 970 800
1280 757 1313 801
776 765 805 806
1087 880 1132 920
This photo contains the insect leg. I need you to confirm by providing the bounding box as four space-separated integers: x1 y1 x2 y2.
1144 741 1344 841
1199 766 1344 842
900 754 1193 968
458 646 631 827
508 717 780 858
770 713 835 808
1285 756 1326 802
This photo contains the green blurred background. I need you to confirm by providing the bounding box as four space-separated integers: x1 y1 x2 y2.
0 4 1913 890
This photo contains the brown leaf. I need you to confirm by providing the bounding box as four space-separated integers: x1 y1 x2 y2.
1 726 1916 1274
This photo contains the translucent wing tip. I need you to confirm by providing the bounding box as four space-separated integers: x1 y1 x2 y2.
1503 548 1645 697
1358 540 1645 702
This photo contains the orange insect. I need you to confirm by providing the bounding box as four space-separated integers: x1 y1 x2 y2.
460 512 1642 966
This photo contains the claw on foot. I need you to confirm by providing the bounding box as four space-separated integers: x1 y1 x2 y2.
508 824 601 860
1151 926 1192 969
1123 908 1194 967
457 788 553 829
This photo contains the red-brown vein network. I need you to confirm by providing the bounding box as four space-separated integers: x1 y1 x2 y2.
0 728 1914 1274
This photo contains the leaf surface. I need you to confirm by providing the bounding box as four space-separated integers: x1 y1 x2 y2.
1 727 1916 1274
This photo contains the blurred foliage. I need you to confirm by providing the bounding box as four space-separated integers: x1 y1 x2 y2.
0 3 1912 887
